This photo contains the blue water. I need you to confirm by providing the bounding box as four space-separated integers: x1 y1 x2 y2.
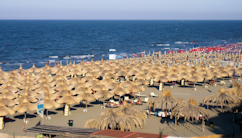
0 20 242 71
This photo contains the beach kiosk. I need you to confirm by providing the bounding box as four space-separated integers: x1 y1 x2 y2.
109 49 116 60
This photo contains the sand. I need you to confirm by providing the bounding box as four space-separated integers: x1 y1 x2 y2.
1 77 242 138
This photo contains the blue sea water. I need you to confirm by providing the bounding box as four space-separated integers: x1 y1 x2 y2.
0 20 242 71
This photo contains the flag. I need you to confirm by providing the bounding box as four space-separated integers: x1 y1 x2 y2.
36 90 44 118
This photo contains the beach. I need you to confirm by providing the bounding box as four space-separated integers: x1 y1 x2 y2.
1 77 242 137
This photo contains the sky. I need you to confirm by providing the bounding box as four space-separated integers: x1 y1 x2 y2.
1 0 242 20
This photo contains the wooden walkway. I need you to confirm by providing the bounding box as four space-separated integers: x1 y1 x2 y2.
25 125 99 136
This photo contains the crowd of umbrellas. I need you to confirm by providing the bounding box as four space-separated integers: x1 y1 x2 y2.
0 49 242 131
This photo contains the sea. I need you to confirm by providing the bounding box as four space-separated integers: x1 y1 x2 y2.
0 20 242 71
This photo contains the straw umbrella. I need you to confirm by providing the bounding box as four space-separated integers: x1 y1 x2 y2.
126 84 145 98
145 72 157 86
77 91 96 111
154 76 168 91
167 73 179 86
56 90 79 116
15 65 27 74
135 79 149 86
28 64 41 74
0 67 9 78
121 80 134 88
113 104 147 126
84 109 142 131
0 90 16 100
150 90 184 116
105 82 118 90
112 84 129 101
0 93 16 106
83 79 99 88
93 88 114 106
0 100 15 129
170 98 209 131
13 97 37 123
44 93 60 118
202 88 242 112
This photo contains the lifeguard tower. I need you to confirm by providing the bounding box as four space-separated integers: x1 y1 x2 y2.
109 49 116 60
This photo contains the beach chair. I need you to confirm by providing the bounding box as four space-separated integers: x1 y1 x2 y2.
220 81 225 85
229 80 232 82
170 85 173 88
133 99 138 103
124 96 129 101
109 99 115 103
205 85 208 89
146 110 155 115
150 92 158 97
238 78 241 81
142 97 149 103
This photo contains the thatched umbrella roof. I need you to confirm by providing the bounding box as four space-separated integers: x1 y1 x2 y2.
135 79 149 86
105 82 118 90
15 65 27 74
112 105 147 125
0 93 16 106
15 95 38 103
150 90 184 113
44 93 60 109
84 109 142 131
202 88 242 112
56 90 79 105
126 84 145 93
28 64 41 73
170 98 209 130
112 84 129 96
77 92 96 109
13 97 37 113
0 90 16 100
120 81 134 88
0 100 15 116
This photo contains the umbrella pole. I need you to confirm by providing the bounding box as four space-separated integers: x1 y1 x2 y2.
202 116 204 132
24 112 26 122
171 102 173 112
47 109 48 118
86 101 87 110
166 103 167 117
189 119 191 130
207 104 209 111
175 116 177 129
222 102 224 113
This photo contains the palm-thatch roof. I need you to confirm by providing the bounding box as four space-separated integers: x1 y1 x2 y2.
148 90 185 114
202 88 242 112
84 109 143 131
170 98 209 130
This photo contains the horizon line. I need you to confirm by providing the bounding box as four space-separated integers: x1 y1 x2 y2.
0 19 242 21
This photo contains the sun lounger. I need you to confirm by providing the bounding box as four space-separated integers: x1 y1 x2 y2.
142 97 149 103
124 96 129 101
220 81 225 85
109 99 115 103
135 93 147 97
146 110 155 115
150 92 158 97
